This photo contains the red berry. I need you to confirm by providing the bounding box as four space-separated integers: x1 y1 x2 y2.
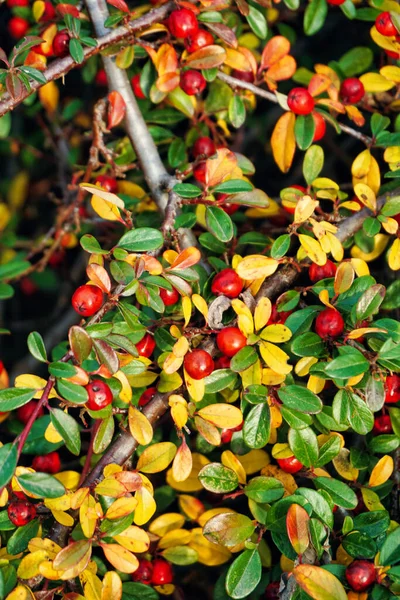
386 49 400 59
151 559 173 585
180 70 206 95
139 387 157 407
384 374 400 404
86 379 113 411
95 69 108 86
327 0 345 4
312 111 326 141
193 161 206 183
216 327 247 358
52 30 70 58
192 136 216 159
8 16 29 39
217 194 240 215
309 260 337 283
340 78 365 104
7 0 29 6
214 355 231 369
132 559 153 585
48 249 66 268
287 88 314 115
136 333 156 358
32 452 61 474
345 560 376 592
265 581 280 600
221 429 233 444
39 1 56 22
375 12 397 37
231 69 255 83
277 456 303 473
20 278 38 296
211 269 243 299
17 401 44 425
184 28 214 53
184 349 214 380
131 74 146 99
267 304 292 325
160 287 180 306
315 307 344 339
8 501 37 527
168 8 198 39
373 414 393 435
72 285 104 317
95 175 118 193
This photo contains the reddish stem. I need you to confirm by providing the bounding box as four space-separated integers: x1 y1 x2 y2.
16 376 55 458
78 419 101 487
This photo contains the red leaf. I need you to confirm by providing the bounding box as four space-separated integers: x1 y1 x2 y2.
107 91 126 129
107 0 130 12
56 4 80 17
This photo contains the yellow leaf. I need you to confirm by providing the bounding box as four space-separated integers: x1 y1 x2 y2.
261 464 297 496
105 497 138 520
184 370 205 402
38 81 59 114
224 48 253 72
80 494 97 539
172 440 193 482
53 540 92 580
294 195 319 224
325 232 343 262
354 183 376 211
259 324 292 343
178 495 205 521
114 526 150 553
137 442 177 473
293 564 347 600
149 513 185 536
113 371 132 403
312 178 339 190
194 416 221 446
347 327 387 340
182 296 192 328
359 72 395 92
17 550 49 579
351 234 390 262
205 148 240 187
169 395 188 429
298 234 326 266
158 529 192 549
192 294 208 321
133 486 156 526
28 537 61 559
5 587 35 600
260 342 292 375
91 196 123 223
236 255 279 280
307 374 325 394
295 357 318 377
101 571 123 600
381 216 398 235
38 560 64 581
128 406 153 446
262 369 286 386
361 487 385 511
221 450 246 485
334 262 354 295
163 353 184 375
254 297 272 331
238 449 270 474
271 112 296 173
44 421 63 444
81 184 125 208
166 453 210 492
332 448 359 482
369 455 394 487
197 404 243 429
189 528 231 566
389 239 400 271
100 544 138 574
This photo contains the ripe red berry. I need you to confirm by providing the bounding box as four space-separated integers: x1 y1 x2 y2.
131 74 146 99
221 421 243 444
32 451 61 474
20 277 38 296
287 88 314 115
315 308 344 339
160 287 180 306
386 49 400 59
309 260 337 283
95 69 108 86
168 8 198 39
139 387 157 407
136 333 156 358
193 161 206 184
95 175 118 193
375 12 397 37
132 559 153 585
17 401 44 425
312 111 326 141
217 194 240 215
384 374 400 404
86 379 113 411
184 28 214 53
180 70 206 96
8 501 37 527
151 559 173 585
72 284 104 317
216 327 247 358
265 581 280 600
277 456 303 473
231 69 255 83
7 0 29 6
267 304 292 325
39 1 56 22
211 269 243 299
214 355 231 369
184 349 214 380
327 0 345 5
8 16 29 39
192 136 216 159
373 414 393 435
340 78 365 104
52 30 70 58
345 560 376 592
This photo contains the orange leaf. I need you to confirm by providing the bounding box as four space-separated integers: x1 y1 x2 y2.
308 74 331 97
158 44 179 75
286 504 310 555
260 36 291 71
157 72 180 93
205 148 239 187
169 247 202 270
224 48 253 72
184 45 227 70
86 264 111 293
100 543 139 574
172 440 193 482
108 91 126 129
293 565 347 600
369 455 393 487
271 112 296 173
107 0 130 12
265 55 297 84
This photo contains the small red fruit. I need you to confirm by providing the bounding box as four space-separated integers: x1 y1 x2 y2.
214 355 231 369
231 69 255 83
221 422 243 444
309 260 337 283
312 111 326 142
340 78 365 104
375 12 397 37
151 559 173 585
38 1 56 22
32 451 61 474
193 161 206 184
95 69 108 86
95 175 118 193
139 387 157 407
131 74 146 99
168 8 198 39
184 349 214 380
211 268 243 299
217 194 240 215
277 456 303 473
265 581 280 600
373 414 393 435
52 30 70 58
384 374 400 404
8 16 29 39
192 136 216 159
17 401 44 425
327 0 345 4
8 501 37 527
7 0 29 6
184 29 214 53
72 284 104 317
180 70 206 95
315 307 344 339
160 287 180 306
132 559 153 585
345 560 376 592
86 380 113 411
267 304 292 325
386 49 400 59
136 333 156 358
216 327 246 358
287 88 315 115
20 278 38 296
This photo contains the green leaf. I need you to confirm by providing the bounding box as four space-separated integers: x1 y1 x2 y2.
243 403 270 449
161 546 198 565
288 427 319 467
314 477 358 509
304 0 328 35
342 531 377 559
69 38 84 64
303 145 324 185
48 362 76 378
0 444 17 488
295 114 315 150
7 520 39 555
340 0 356 19
0 260 31 279
27 331 47 363
118 228 164 252
230 347 258 372
17 472 65 498
213 180 253 194
51 408 81 455
168 138 186 168
57 379 88 405
355 284 386 321
244 476 284 503
378 526 400 566
226 548 262 599
203 512 255 547
316 434 341 466
173 183 202 198
229 95 246 129
80 234 108 255
93 415 114 454
338 47 373 76
363 216 381 237
291 332 325 357
0 283 14 299
353 511 390 538
246 5 268 38
206 206 234 242
278 385 322 414
370 113 391 138
324 350 369 379
271 234 291 259
198 463 239 493
347 392 374 434
69 326 93 364
0 113 11 139
380 197 400 217
122 582 159 600
0 388 36 411
296 487 333 528
281 406 313 430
